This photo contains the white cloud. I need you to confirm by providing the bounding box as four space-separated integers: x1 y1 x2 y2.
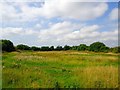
1 1 108 22
37 21 117 46
109 8 118 20
0 1 117 47
1 27 23 37
33 1 108 20
1 2 40 22
0 21 118 47
101 29 118 41
38 21 85 41
61 25 100 41
0 27 38 38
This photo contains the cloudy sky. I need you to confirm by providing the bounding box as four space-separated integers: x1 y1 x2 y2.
0 0 119 47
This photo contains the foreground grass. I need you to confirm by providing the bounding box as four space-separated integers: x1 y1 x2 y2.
2 51 119 88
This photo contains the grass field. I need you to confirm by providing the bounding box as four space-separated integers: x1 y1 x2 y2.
2 51 119 88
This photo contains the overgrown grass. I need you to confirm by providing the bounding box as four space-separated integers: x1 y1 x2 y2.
2 51 119 88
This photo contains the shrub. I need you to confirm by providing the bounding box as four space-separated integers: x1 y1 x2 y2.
89 42 109 52
31 46 40 51
63 45 71 50
110 46 120 53
71 46 78 50
40 46 50 51
77 44 88 51
16 44 31 50
50 46 54 51
0 40 15 52
55 46 63 51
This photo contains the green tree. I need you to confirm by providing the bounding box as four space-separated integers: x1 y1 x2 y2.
50 46 54 51
100 46 109 52
31 46 40 51
16 44 31 50
71 46 78 50
63 45 71 50
40 46 50 51
77 44 88 51
1 40 15 52
55 46 63 51
89 42 109 52
110 46 120 53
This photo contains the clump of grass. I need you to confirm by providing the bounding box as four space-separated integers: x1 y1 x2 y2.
73 66 118 88
11 63 21 68
94 80 103 88
54 81 60 89
62 68 67 72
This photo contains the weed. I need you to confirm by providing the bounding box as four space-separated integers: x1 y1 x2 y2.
54 81 60 90
94 81 103 88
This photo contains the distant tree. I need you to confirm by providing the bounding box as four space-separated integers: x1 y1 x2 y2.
1 40 15 52
110 46 120 53
1 39 116 53
89 42 109 52
55 46 63 51
16 44 31 50
31 46 40 51
77 44 88 51
63 45 71 50
50 46 54 51
71 46 78 50
40 46 50 51
100 46 110 52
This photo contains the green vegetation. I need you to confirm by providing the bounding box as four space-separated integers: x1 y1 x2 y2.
1 39 120 53
0 40 15 52
63 45 71 50
77 44 88 51
2 51 119 88
31 46 41 51
89 42 109 52
16 44 31 50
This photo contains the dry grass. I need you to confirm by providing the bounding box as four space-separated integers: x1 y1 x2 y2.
2 51 119 88
73 66 118 88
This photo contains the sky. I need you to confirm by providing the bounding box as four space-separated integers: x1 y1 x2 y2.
0 0 119 47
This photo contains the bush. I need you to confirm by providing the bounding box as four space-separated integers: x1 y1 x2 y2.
110 46 120 53
40 46 50 51
31 46 40 51
63 45 71 50
89 42 109 52
55 46 63 51
1 40 15 52
71 46 78 50
100 46 110 52
16 44 31 50
77 44 88 51
50 46 54 51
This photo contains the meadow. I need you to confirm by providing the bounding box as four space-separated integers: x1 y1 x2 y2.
2 51 119 88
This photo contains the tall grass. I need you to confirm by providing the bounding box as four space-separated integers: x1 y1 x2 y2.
2 51 119 88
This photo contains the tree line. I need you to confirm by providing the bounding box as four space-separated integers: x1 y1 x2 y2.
0 39 120 53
